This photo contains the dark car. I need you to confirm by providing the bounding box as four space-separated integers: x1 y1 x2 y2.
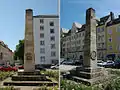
51 64 59 69
35 65 46 71
74 60 83 65
113 60 120 68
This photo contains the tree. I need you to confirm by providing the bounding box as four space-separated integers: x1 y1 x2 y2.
14 39 24 64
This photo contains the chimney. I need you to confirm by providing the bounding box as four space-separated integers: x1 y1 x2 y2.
118 15 120 18
110 12 114 20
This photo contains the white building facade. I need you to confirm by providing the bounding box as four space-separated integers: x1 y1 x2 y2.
33 15 59 66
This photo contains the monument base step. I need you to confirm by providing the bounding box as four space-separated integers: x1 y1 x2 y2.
71 71 104 79
76 66 104 73
12 75 51 81
72 75 109 85
3 81 57 86
70 67 107 79
18 70 40 75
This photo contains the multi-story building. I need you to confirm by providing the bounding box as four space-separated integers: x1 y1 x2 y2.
61 8 120 62
61 22 85 62
96 12 114 60
106 15 120 60
33 12 59 66
0 41 13 65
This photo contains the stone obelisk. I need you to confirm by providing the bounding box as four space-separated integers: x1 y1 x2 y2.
70 8 107 85
84 8 97 69
24 9 35 72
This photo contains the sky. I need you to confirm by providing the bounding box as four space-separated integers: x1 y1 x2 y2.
0 0 58 51
60 0 120 29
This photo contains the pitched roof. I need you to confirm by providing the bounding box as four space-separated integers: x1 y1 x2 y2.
107 17 120 26
33 15 59 18
74 22 82 28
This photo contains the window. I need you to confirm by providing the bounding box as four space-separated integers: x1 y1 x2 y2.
40 48 45 53
82 32 84 36
102 43 104 48
51 51 56 56
117 26 120 32
51 36 55 41
50 21 54 26
98 35 100 41
40 26 44 30
40 19 44 23
97 28 100 32
109 38 112 42
118 45 120 51
50 29 54 33
51 44 56 49
40 41 45 45
40 33 44 38
108 30 112 34
79 33 81 37
79 40 81 44
40 56 45 62
109 45 112 50
0 53 3 60
117 36 120 41
101 27 104 31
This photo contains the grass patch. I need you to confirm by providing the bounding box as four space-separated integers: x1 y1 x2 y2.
0 86 19 90
36 85 58 90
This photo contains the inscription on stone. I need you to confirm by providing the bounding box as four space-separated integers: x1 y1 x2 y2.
25 52 32 60
90 51 96 60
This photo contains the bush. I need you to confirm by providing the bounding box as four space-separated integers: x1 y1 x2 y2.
60 69 120 90
40 70 59 81
0 71 14 81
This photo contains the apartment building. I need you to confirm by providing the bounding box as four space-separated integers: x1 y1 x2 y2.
61 8 120 61
96 12 114 60
106 16 120 60
61 22 85 62
0 41 13 65
33 13 59 66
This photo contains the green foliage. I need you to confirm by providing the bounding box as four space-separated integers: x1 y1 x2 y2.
14 39 24 64
60 69 120 90
38 85 58 90
41 70 59 81
0 71 14 81
0 86 15 90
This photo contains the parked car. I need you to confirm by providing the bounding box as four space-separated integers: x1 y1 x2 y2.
51 64 59 69
60 59 66 64
18 65 24 69
74 60 83 65
62 59 75 65
0 66 18 71
113 60 120 68
103 61 114 68
35 65 46 71
97 60 104 66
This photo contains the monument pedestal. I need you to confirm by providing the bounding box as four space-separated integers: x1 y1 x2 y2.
3 70 58 86
70 66 108 85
